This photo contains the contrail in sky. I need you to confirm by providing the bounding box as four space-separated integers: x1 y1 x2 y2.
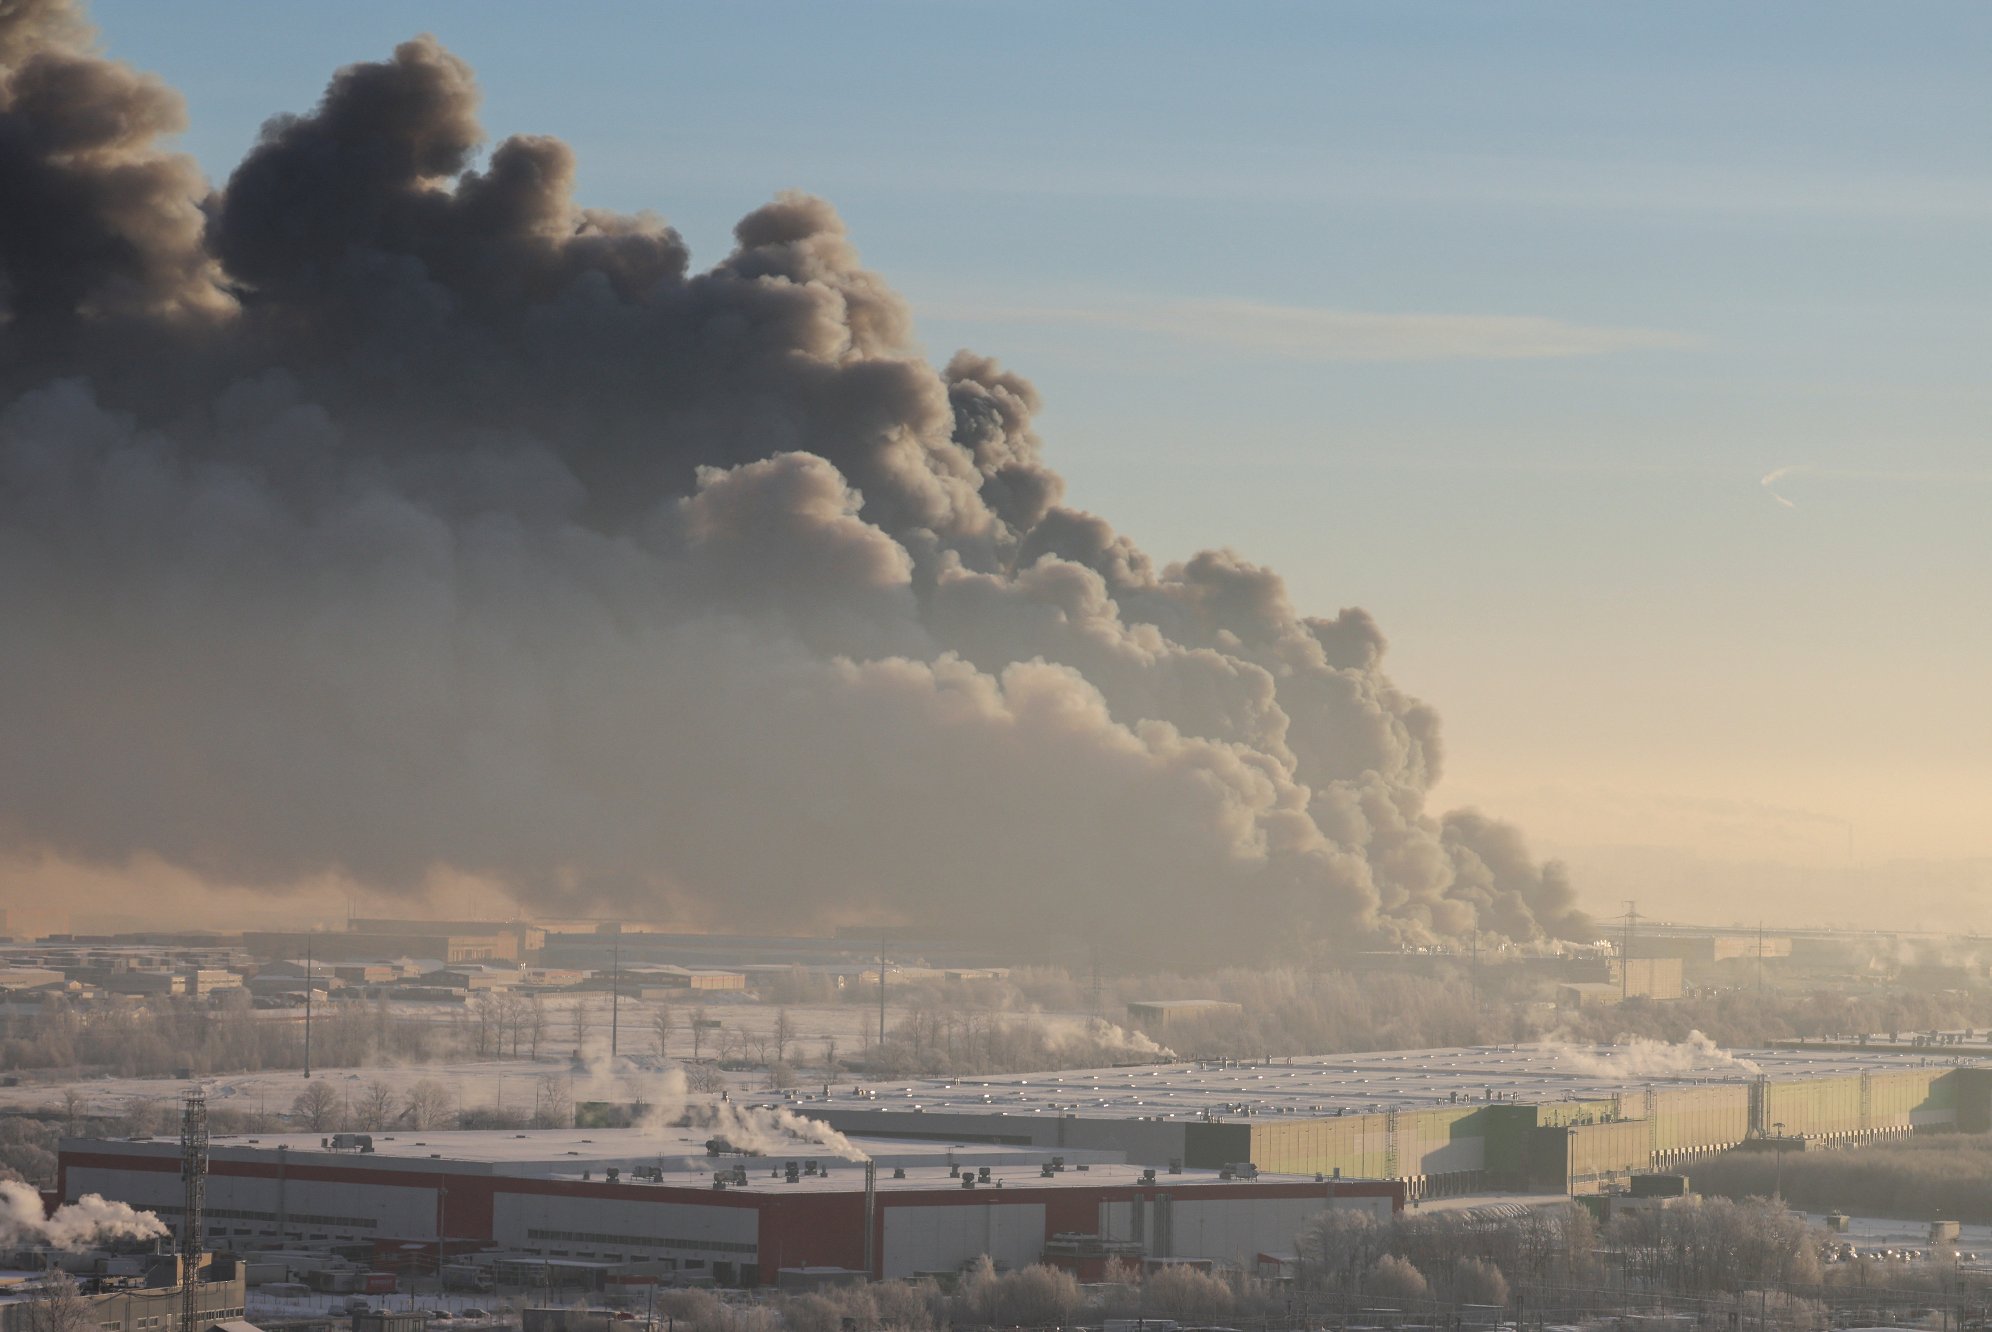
1760 465 1802 508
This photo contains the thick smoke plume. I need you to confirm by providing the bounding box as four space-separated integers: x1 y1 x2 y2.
0 1179 169 1250
0 2 1587 959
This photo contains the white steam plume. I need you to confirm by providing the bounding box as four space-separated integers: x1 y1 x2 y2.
1024 1014 1174 1061
1547 1031 1764 1079
0 1180 170 1250
645 1065 869 1161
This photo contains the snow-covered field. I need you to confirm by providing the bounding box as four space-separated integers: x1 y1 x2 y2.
0 993 1067 1119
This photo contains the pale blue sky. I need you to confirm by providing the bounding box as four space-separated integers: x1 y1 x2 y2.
92 2 1992 914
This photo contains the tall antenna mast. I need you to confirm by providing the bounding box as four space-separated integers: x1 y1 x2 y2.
610 929 621 1059
1620 900 1640 1003
877 930 887 1050
303 933 313 1079
179 1087 208 1332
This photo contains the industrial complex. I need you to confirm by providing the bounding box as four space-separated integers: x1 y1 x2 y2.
800 1043 1992 1196
57 1126 1399 1287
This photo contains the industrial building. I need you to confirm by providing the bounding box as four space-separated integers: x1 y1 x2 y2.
0 1259 247 1332
58 1127 1399 1287
1126 1000 1246 1035
800 1043 1992 1196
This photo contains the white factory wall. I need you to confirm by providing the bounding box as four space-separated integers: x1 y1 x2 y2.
65 1163 440 1245
880 1202 1046 1279
1163 1195 1380 1263
490 1192 758 1267
1096 1193 1389 1263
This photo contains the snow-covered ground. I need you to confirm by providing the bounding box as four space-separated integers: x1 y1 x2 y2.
0 993 1106 1120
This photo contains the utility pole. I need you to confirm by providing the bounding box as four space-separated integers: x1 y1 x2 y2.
862 1160 877 1278
877 930 887 1050
610 929 621 1059
1758 919 1766 995
1620 900 1639 1003
303 933 313 1079
1090 946 1103 1023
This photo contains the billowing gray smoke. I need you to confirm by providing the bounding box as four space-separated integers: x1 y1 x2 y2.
0 2 1587 958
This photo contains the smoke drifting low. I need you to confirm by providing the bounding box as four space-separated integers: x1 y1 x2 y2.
0 1180 169 1250
0 2 1586 958
1550 1032 1764 1080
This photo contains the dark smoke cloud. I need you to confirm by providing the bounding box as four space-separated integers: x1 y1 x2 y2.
0 1 1587 958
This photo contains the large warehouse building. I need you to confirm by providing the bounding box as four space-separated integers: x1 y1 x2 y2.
801 1043 1992 1196
58 1127 1398 1286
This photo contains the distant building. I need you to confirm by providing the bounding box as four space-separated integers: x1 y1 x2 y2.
1633 934 1791 964
1127 999 1244 1034
629 965 746 994
0 966 64 993
348 919 545 960
1610 956 1684 1001
244 928 522 965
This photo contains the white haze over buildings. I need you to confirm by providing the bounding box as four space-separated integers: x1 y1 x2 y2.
576 1055 868 1161
0 1179 169 1250
0 0 1586 961
1548 1031 1765 1080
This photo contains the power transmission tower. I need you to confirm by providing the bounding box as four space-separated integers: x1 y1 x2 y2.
1619 900 1642 1003
179 1087 208 1332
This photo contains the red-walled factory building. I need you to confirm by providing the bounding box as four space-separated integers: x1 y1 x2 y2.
59 1127 1400 1285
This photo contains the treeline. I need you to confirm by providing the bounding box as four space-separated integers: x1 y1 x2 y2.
0 993 519 1079
1008 965 1992 1062
834 960 1992 1073
642 1256 1290 1332
1695 1134 1992 1224
558 1200 1925 1332
0 987 448 1083
1553 987 1992 1050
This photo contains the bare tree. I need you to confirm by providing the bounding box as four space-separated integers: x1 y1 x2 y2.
772 1008 795 1065
526 996 547 1060
689 1006 709 1059
569 998 591 1056
651 1003 673 1057
684 1062 726 1095
533 1075 574 1129
404 1079 454 1130
291 1079 341 1132
24 1266 90 1332
495 991 528 1057
353 1079 398 1131
821 1035 838 1072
